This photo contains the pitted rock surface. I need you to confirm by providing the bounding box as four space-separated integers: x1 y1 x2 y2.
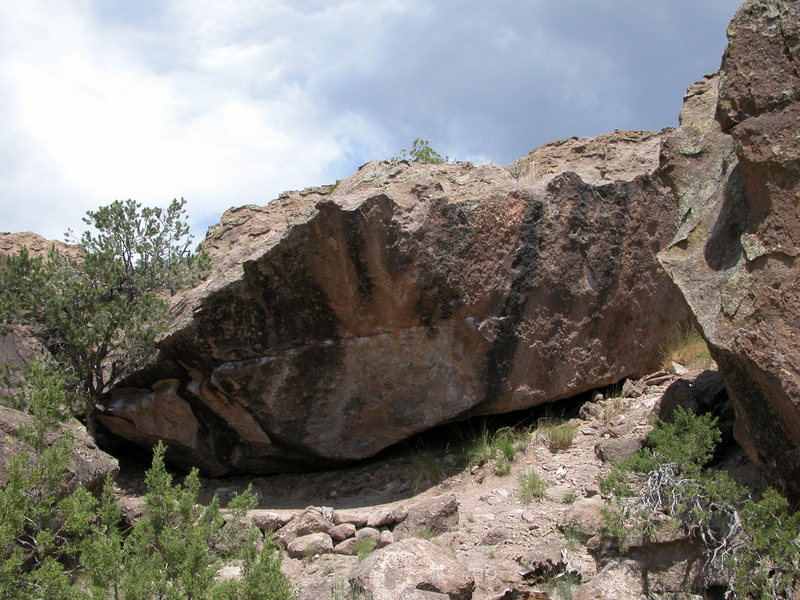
658 0 800 498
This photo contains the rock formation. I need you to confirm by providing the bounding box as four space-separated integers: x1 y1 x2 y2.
0 231 82 260
98 132 687 476
658 0 800 498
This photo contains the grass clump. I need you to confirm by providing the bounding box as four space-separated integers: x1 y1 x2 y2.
406 447 445 490
465 425 530 476
518 468 547 503
601 407 799 599
660 326 715 371
533 419 578 451
355 539 376 562
562 491 577 504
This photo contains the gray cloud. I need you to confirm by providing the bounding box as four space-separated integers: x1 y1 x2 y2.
0 0 741 240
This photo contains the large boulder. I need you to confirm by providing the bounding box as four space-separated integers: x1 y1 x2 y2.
658 0 800 498
98 130 687 476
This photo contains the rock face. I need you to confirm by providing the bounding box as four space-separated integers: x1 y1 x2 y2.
0 231 82 260
97 131 687 475
658 0 800 498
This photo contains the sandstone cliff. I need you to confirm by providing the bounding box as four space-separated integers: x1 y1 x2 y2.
658 0 800 498
98 137 686 476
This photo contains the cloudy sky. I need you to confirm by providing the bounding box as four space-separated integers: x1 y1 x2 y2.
1 0 742 242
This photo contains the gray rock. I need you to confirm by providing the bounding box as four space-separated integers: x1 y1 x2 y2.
394 493 459 540
349 538 474 600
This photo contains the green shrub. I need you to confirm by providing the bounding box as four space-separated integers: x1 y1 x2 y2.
659 326 715 371
493 455 512 477
533 419 578 451
465 425 529 475
406 448 445 490
600 407 800 598
391 139 449 164
518 469 547 503
355 539 376 562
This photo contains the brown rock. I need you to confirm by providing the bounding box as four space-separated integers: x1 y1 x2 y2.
329 522 356 542
286 532 333 558
578 401 603 421
379 529 394 548
355 527 381 546
658 1 800 498
561 497 605 538
333 537 359 556
0 405 118 495
394 493 459 540
367 506 400 528
348 537 475 600
0 232 82 261
398 591 451 600
594 437 644 463
273 509 335 547
576 560 643 600
334 509 369 528
657 370 727 422
250 509 292 534
98 133 687 475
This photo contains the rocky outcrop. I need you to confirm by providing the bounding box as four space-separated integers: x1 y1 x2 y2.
0 231 81 260
0 405 119 494
658 0 800 498
97 130 687 475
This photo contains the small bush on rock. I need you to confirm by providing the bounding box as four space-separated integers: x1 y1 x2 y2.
391 139 449 164
600 407 799 599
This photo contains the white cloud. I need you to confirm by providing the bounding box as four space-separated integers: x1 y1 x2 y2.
0 0 741 241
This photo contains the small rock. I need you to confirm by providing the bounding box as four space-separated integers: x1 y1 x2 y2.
367 507 397 528
398 590 451 600
333 537 359 556
394 493 459 540
379 529 394 547
595 437 645 463
286 532 333 559
576 559 643 600
215 564 242 581
355 527 381 545
348 538 475 600
670 361 689 376
621 379 643 398
481 527 510 546
579 401 604 421
273 509 335 547
561 497 606 538
329 522 357 542
250 510 288 534
333 509 368 528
